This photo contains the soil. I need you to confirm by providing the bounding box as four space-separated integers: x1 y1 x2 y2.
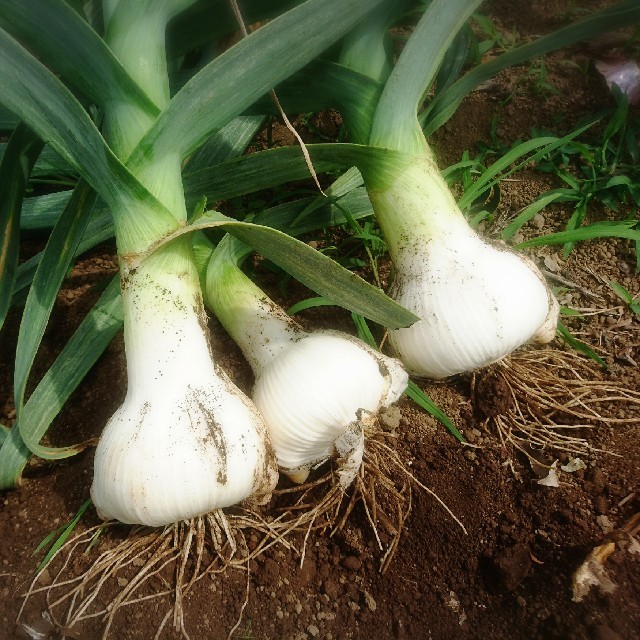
1 1 639 639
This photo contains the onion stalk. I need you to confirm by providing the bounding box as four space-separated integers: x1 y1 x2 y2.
339 0 560 379
367 156 559 379
91 239 277 526
204 234 408 487
89 1 278 526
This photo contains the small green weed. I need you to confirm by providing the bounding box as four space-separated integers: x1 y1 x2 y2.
609 280 640 314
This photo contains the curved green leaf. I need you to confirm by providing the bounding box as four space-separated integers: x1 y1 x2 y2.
0 277 123 487
246 60 382 145
129 0 388 167
0 0 159 115
370 0 482 152
149 211 418 330
14 182 97 456
0 27 177 249
167 0 299 59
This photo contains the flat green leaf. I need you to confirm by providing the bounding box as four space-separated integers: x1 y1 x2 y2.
128 0 388 168
14 181 97 459
184 142 409 208
186 116 265 173
502 191 565 241
0 104 18 129
371 0 482 152
0 124 43 329
247 60 381 145
516 221 640 248
0 27 176 242
423 0 640 135
1 144 75 178
20 192 73 230
287 296 335 316
0 0 159 115
0 425 9 447
153 211 418 330
13 208 114 308
294 166 365 223
0 276 123 488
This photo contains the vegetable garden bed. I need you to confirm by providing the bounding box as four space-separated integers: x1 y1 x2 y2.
1 1 639 639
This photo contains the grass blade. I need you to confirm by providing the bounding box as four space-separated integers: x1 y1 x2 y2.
501 191 565 241
556 323 607 368
423 0 640 135
458 123 594 211
35 499 92 573
405 381 465 442
516 221 640 248
287 296 335 316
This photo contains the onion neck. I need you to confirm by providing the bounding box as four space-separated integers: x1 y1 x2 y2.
121 236 214 398
205 235 304 374
365 154 473 267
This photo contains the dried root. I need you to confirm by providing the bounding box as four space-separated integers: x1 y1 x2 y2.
19 510 273 640
19 427 461 637
269 427 465 573
473 348 640 464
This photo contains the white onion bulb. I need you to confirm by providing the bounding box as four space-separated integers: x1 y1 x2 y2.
369 158 559 379
91 245 277 527
205 249 408 487
252 331 408 486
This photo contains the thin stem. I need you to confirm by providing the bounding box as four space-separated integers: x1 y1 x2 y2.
205 235 303 373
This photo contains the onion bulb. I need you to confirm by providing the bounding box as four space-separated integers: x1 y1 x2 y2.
367 157 559 379
205 239 408 486
91 240 277 527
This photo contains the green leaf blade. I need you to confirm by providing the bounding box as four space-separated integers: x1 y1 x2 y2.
0 277 123 486
14 183 97 454
130 0 388 167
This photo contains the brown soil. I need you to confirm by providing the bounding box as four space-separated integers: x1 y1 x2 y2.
1 2 639 639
